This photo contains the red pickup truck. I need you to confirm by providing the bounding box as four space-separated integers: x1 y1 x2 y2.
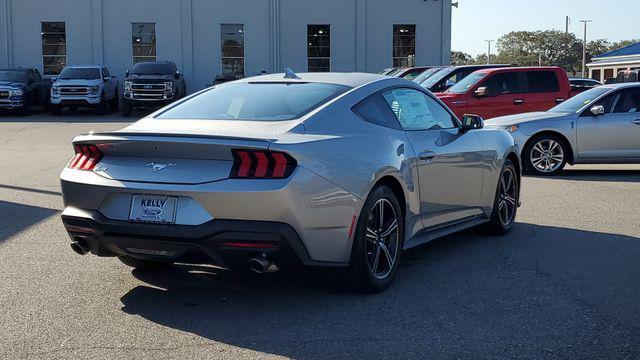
435 67 572 120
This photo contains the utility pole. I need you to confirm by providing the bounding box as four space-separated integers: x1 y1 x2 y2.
580 20 592 78
565 16 570 35
485 40 494 64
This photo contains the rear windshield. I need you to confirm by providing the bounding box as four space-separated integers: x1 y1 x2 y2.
131 63 174 75
0 70 26 81
156 82 350 121
549 87 611 113
58 68 101 80
446 72 486 94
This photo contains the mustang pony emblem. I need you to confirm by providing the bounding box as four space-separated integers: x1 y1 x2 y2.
146 162 176 172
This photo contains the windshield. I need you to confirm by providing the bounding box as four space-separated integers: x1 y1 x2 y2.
0 70 26 82
446 73 486 94
131 63 174 75
412 67 443 84
156 82 350 121
59 68 101 80
419 67 453 88
549 87 612 113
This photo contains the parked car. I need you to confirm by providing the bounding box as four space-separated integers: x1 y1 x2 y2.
392 66 439 81
417 64 513 93
60 72 520 293
485 83 640 176
378 67 398 76
0 68 50 115
437 66 572 120
122 61 187 117
50 65 119 115
614 69 640 84
213 73 244 85
411 66 447 85
604 77 616 85
569 77 602 94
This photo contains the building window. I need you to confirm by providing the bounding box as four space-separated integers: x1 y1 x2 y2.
41 22 66 75
393 25 416 67
132 23 156 64
307 25 330 72
221 24 245 76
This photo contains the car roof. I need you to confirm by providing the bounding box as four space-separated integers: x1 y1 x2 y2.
477 66 562 74
235 72 388 88
65 65 104 69
599 83 640 90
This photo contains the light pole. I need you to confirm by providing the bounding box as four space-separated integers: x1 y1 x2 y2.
485 40 494 64
580 20 592 78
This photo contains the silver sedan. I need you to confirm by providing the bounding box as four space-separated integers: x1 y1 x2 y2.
60 72 520 293
486 83 640 176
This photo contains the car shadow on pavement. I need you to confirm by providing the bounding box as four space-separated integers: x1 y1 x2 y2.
119 223 640 359
536 169 640 183
0 200 59 243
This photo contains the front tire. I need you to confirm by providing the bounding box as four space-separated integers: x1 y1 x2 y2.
118 255 173 270
486 159 519 235
122 100 132 117
345 185 404 293
96 94 107 115
523 134 568 176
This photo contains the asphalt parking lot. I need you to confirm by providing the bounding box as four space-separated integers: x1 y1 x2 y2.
1 112 639 359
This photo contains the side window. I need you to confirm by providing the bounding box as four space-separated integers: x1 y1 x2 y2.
381 88 456 131
481 72 520 96
613 90 640 113
582 93 618 116
526 71 559 93
102 68 110 78
353 94 401 130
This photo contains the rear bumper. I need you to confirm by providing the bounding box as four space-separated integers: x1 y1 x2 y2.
62 208 347 268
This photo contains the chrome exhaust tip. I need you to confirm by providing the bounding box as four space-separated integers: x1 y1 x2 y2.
248 257 276 273
70 240 88 255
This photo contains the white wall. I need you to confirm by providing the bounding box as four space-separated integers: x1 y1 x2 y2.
1 0 452 92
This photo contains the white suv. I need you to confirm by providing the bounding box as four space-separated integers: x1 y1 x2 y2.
51 65 119 115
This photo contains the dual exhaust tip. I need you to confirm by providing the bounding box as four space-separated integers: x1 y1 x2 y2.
70 239 89 255
248 257 278 273
71 240 277 274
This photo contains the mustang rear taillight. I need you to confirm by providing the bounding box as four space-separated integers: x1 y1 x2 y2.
231 149 296 179
68 144 103 171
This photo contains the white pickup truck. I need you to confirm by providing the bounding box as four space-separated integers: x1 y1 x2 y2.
50 65 119 115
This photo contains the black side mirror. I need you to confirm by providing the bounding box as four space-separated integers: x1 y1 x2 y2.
125 71 130 77
103 77 110 82
461 114 484 131
175 72 180 80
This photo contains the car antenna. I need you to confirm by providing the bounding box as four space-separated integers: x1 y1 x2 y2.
283 68 300 79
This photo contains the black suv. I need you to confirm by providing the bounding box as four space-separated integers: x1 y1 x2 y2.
615 69 640 84
122 61 187 117
0 68 50 115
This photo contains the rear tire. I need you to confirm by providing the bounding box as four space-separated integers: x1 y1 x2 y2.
118 255 173 270
523 134 568 176
344 185 404 293
486 159 519 235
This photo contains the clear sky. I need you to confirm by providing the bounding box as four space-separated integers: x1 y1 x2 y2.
452 0 640 56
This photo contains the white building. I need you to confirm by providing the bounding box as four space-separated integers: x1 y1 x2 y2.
588 42 640 82
0 0 452 92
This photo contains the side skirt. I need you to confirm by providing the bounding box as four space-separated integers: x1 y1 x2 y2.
403 215 489 250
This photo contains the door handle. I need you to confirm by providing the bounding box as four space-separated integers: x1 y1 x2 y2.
633 119 640 125
514 99 524 105
419 151 436 162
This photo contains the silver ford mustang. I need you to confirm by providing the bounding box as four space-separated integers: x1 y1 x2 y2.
485 83 640 176
60 72 520 292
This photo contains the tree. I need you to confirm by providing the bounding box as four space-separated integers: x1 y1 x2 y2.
451 51 473 65
495 30 581 71
586 39 612 60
